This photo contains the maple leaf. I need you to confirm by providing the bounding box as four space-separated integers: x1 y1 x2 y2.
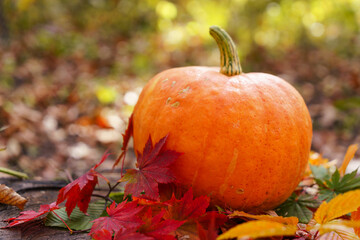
56 151 110 217
114 230 153 240
91 229 113 240
0 184 27 210
197 220 216 240
138 208 184 240
93 229 152 240
122 134 182 200
164 188 227 239
3 202 59 228
113 114 133 171
90 200 144 239
165 188 210 221
197 212 227 240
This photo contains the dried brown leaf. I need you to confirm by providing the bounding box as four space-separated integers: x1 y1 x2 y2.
0 184 27 210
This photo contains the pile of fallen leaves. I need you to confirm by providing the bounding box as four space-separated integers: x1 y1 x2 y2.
1 119 360 239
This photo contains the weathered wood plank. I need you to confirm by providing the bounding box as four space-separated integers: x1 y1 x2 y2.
0 178 90 239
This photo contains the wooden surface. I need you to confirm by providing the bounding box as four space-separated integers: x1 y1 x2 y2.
0 178 90 240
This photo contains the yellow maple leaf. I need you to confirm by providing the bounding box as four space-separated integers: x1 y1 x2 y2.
314 189 360 224
216 220 297 240
339 144 359 176
230 211 298 226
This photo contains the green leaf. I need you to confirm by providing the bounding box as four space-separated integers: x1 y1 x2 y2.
330 169 341 189
45 201 106 230
275 193 320 224
317 169 360 201
309 164 330 180
297 194 321 208
337 170 360 192
109 191 127 203
318 189 337 202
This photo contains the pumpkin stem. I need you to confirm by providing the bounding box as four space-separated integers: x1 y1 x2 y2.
209 26 242 76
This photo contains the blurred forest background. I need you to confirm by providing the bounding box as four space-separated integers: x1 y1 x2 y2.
0 0 359 180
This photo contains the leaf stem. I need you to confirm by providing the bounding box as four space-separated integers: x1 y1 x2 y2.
0 167 29 179
92 181 122 211
51 210 73 234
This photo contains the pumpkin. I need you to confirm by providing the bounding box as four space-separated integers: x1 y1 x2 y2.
131 26 312 212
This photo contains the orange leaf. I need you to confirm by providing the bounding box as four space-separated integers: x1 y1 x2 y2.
230 211 298 225
217 220 297 240
352 207 360 237
314 189 360 224
0 184 27 210
339 144 359 176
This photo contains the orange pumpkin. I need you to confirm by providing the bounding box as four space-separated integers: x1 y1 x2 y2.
132 26 312 212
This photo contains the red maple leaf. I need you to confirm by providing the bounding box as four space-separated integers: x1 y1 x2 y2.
197 211 227 231
91 229 113 240
122 134 182 201
138 208 185 240
93 229 151 240
197 220 217 240
164 188 227 239
3 202 59 228
56 151 110 217
165 188 210 221
113 114 133 172
114 230 153 240
90 200 144 239
197 212 227 240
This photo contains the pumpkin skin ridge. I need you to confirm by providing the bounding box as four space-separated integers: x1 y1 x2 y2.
132 66 312 212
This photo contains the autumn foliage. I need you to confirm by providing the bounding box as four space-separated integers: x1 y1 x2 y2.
2 124 360 240
122 134 182 201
